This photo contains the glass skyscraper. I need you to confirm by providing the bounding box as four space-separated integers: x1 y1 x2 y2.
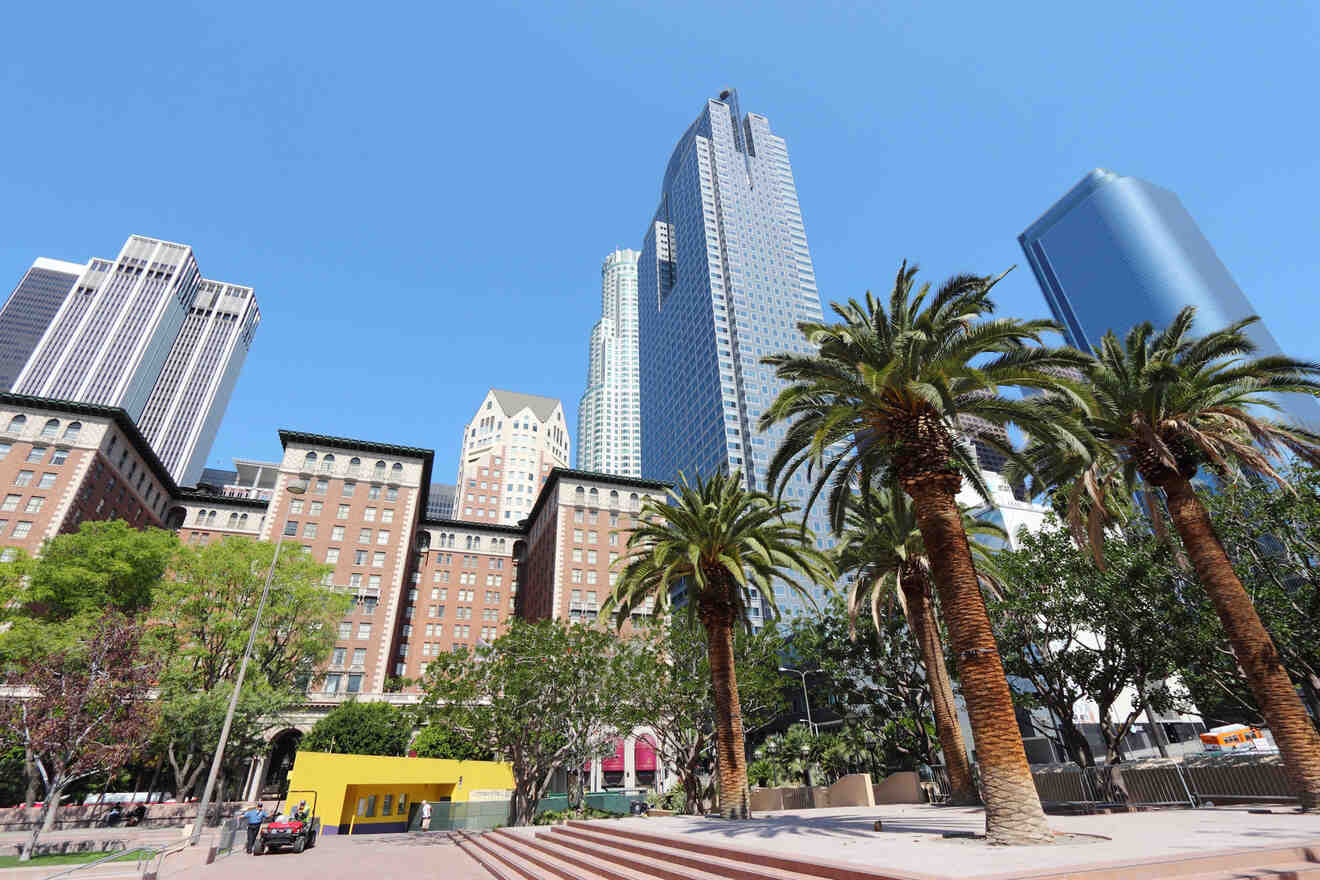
577 248 641 477
638 89 827 616
1020 169 1320 425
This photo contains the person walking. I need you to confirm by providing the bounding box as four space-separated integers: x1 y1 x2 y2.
242 803 266 854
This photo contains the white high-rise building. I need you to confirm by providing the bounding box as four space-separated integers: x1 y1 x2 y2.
455 389 571 524
11 235 258 485
137 279 260 486
577 249 641 477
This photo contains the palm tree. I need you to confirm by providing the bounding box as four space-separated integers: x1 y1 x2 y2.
1016 308 1320 809
836 483 1008 805
605 470 834 819
760 262 1088 844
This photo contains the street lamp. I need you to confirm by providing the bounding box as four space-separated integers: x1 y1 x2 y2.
778 667 815 736
191 478 307 845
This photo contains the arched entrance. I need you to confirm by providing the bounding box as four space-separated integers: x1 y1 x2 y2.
263 729 303 798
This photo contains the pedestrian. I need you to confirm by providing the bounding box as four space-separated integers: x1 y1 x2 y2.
242 802 266 853
420 800 431 830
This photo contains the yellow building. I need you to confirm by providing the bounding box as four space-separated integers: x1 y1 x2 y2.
284 752 514 834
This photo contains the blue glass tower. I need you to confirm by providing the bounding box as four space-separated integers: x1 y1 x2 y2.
638 89 828 617
1020 169 1320 425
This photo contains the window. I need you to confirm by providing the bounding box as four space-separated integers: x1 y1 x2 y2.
6 415 26 433
572 548 582 562
321 453 335 473
358 622 371 639
325 548 340 564
367 484 381 500
1 494 17 511
347 674 362 694
349 456 361 475
24 497 44 513
323 674 342 694
377 529 390 545
304 451 317 469
337 504 350 519
368 574 381 590
309 501 323 516
342 481 356 496
574 529 583 543
352 648 366 666
303 522 318 538
571 569 582 584
62 422 81 442
586 570 598 585
359 528 372 543
37 473 55 489
26 446 46 463
382 794 393 816
14 471 33 487
386 487 398 501
372 552 386 567
609 532 618 546
338 622 351 639
0 442 10 460
381 508 393 523
40 419 59 439
392 462 403 476
363 506 376 521
314 478 328 495
332 525 345 541
588 531 597 544
289 499 304 514
349 573 362 587
332 647 346 666
284 520 298 536
363 597 377 615
354 550 367 565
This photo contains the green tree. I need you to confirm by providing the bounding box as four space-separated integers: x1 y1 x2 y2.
606 470 833 820
410 724 493 761
618 615 787 814
990 521 1182 766
760 264 1087 843
1017 308 1320 808
300 701 410 756
416 619 635 826
833 482 1001 803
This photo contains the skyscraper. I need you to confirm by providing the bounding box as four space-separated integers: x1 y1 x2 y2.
136 279 260 486
11 234 260 483
1019 169 1320 424
577 248 641 477
455 389 570 524
0 258 85 392
637 89 828 614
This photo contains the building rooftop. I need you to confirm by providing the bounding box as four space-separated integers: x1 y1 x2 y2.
490 389 562 422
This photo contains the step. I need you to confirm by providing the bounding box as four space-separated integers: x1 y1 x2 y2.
548 823 817 880
451 832 525 880
1010 842 1320 880
494 827 695 880
561 820 924 879
1169 863 1320 880
469 829 615 880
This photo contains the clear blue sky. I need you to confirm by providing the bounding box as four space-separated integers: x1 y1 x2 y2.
3 1 1317 480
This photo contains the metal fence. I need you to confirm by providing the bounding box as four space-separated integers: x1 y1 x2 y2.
1029 753 1295 809
214 817 245 856
426 800 511 831
535 789 648 817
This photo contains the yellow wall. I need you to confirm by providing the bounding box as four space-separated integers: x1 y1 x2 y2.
284 752 514 834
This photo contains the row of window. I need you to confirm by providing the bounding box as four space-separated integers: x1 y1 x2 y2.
301 452 405 479
0 519 34 540
290 499 396 522
4 416 82 442
307 479 399 501
0 443 71 466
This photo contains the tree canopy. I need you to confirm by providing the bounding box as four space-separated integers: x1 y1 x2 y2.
300 701 410 757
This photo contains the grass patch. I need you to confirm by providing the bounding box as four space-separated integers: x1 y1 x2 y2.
0 850 144 868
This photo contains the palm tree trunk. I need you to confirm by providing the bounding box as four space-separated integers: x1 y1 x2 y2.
1163 476 1320 810
700 603 751 819
902 574 978 805
902 471 1053 844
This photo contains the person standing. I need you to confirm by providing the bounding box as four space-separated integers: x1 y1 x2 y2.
242 803 266 853
420 800 431 831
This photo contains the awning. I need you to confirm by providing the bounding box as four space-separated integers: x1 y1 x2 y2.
634 736 657 772
601 737 626 772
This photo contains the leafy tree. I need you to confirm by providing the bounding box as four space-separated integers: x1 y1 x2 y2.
760 264 1087 844
606 470 833 819
833 482 1000 802
991 521 1182 765
147 537 346 796
617 615 787 814
1017 308 1320 808
788 595 940 774
416 619 635 825
300 701 409 756
410 724 493 761
0 615 159 861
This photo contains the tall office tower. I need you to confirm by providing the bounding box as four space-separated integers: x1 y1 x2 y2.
11 235 260 484
1020 169 1320 425
637 89 828 615
136 279 260 486
455 389 570 524
426 483 456 518
0 258 86 392
577 248 641 477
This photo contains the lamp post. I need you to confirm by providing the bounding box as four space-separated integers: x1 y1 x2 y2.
778 667 815 736
190 478 307 845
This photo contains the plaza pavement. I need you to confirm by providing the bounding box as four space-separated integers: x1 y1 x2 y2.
166 832 490 880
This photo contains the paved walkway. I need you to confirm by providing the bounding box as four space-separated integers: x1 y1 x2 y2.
601 804 1320 878
167 832 490 880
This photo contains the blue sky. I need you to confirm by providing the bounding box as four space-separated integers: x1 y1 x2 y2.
3 1 1317 480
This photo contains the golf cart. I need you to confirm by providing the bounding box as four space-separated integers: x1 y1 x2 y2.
254 790 320 855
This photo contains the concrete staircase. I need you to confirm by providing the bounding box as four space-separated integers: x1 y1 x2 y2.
452 821 1320 880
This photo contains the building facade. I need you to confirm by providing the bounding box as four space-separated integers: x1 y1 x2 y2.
454 389 570 525
0 258 85 392
7 235 260 483
576 249 641 477
636 89 828 615
1019 168 1320 425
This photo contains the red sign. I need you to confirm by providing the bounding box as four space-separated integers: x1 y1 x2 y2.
601 737 626 772
634 736 657 772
